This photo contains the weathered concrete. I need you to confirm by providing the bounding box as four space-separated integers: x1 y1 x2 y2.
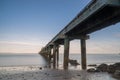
39 0 120 70
81 36 87 70
53 44 57 68
48 46 52 68
63 36 70 69
56 45 59 67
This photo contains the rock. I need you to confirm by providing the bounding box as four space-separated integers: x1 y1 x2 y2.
39 67 42 70
114 62 120 70
87 68 96 72
113 70 120 78
45 73 49 76
77 74 81 76
88 64 97 67
114 62 120 66
95 69 101 72
97 63 108 72
69 59 80 66
108 62 120 73
108 65 115 73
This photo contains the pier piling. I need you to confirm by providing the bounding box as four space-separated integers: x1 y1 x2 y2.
81 36 87 70
63 36 70 69
53 44 57 68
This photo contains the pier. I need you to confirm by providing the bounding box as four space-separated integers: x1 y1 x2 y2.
39 0 120 69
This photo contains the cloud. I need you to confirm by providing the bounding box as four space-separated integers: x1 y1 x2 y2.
0 39 119 54
115 34 120 38
0 41 41 46
0 41 42 53
87 40 120 53
58 39 120 54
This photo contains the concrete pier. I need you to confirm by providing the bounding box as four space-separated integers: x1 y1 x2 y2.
39 0 120 70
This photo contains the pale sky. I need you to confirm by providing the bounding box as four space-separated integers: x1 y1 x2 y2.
0 0 120 54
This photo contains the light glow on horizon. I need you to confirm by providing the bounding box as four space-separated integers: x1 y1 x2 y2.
0 41 43 53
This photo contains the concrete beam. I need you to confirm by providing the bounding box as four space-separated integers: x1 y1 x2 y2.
69 35 90 40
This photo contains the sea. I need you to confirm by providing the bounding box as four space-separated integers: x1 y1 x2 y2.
0 53 120 69
0 53 119 80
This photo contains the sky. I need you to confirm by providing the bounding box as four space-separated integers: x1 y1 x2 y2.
0 0 120 54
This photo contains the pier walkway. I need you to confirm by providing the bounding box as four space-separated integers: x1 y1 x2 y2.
39 0 120 69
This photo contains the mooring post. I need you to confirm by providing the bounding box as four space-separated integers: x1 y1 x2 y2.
53 44 57 68
81 36 87 70
63 36 70 69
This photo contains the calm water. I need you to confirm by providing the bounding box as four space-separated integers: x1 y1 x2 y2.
0 53 120 67
0 53 47 67
0 53 119 80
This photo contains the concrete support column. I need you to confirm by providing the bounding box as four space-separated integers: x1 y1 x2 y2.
53 44 56 68
81 37 87 70
56 45 59 67
44 48 49 59
64 36 70 69
48 46 52 68
52 44 59 68
47 48 49 59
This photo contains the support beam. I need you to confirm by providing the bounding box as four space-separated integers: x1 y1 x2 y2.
81 36 87 70
63 36 70 69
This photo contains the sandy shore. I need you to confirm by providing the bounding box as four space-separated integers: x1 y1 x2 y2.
0 66 119 80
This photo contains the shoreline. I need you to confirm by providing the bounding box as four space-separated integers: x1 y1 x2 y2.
0 68 117 80
0 63 119 80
